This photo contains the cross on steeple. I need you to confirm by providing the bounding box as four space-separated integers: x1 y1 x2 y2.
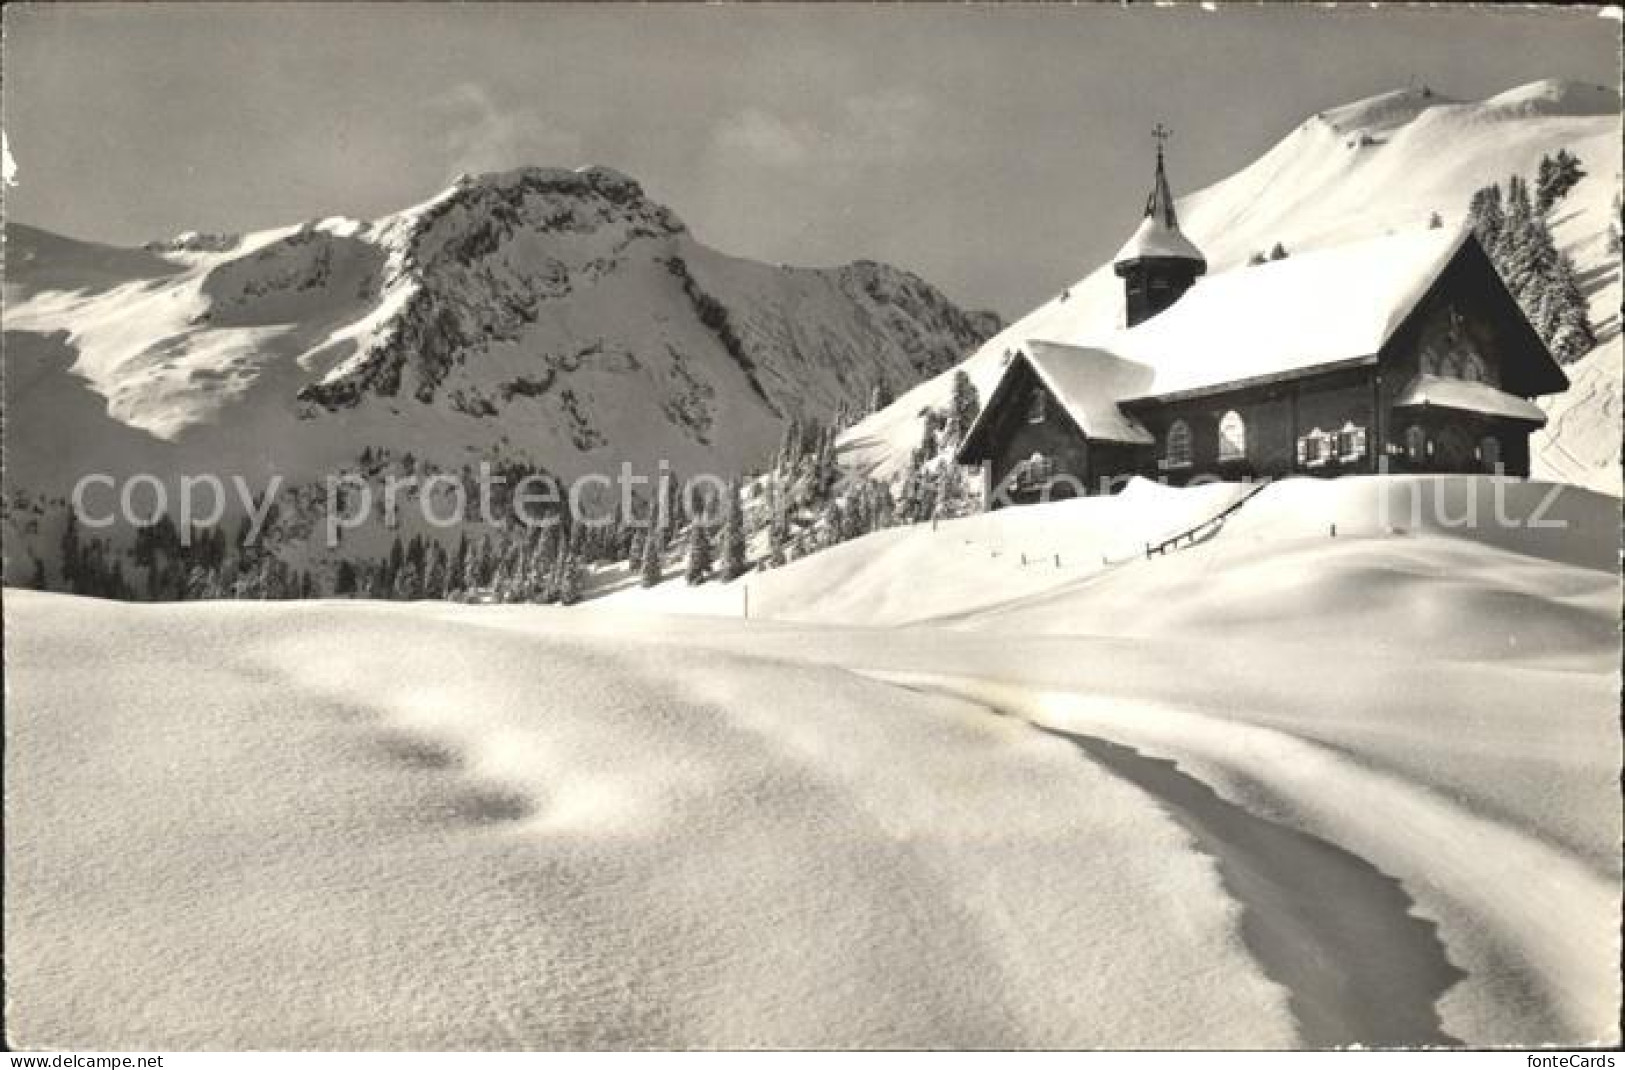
1115 122 1207 327
1144 124 1179 227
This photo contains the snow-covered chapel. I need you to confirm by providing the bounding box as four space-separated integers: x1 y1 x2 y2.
957 138 1571 505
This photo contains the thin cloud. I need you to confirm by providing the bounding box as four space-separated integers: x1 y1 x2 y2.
431 83 584 178
711 90 936 172
713 108 819 169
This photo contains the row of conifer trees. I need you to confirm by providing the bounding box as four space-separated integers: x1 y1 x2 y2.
1467 151 1597 363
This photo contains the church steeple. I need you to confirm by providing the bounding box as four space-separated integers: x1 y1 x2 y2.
1113 125 1207 328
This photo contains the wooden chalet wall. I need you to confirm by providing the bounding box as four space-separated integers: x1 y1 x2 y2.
1374 241 1554 478
975 358 1095 503
1126 366 1378 485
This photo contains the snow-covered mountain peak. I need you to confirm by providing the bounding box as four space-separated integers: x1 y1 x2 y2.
1482 78 1621 118
1313 85 1460 138
2 162 1001 545
395 163 688 264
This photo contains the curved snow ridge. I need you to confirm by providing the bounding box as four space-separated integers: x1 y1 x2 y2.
1482 79 1622 118
864 672 1622 1047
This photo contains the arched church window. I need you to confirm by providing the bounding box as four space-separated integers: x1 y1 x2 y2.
1165 419 1192 468
1027 388 1047 424
1218 410 1246 462
1479 435 1502 472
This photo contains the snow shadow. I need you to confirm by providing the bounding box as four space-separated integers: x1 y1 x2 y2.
1035 726 1466 1049
368 728 535 827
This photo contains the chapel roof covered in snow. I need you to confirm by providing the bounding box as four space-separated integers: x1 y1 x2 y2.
1020 342 1157 444
957 341 1158 458
1102 225 1475 400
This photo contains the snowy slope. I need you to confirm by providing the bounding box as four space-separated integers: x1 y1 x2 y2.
606 475 1617 646
842 79 1621 494
5 591 1296 1049
590 472 1621 1044
9 470 1616 1046
2 166 997 565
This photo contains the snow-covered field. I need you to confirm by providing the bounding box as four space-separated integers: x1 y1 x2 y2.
6 475 1619 1048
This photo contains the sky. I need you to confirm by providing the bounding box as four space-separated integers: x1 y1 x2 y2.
3 3 1619 316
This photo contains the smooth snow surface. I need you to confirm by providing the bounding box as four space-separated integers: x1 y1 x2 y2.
9 474 1615 1048
6 592 1294 1050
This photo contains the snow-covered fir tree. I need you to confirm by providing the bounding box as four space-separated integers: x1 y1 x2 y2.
684 520 714 585
1535 149 1586 212
640 523 664 587
1468 162 1596 364
950 370 981 441
719 479 747 581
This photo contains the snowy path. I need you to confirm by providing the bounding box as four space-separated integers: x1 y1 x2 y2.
883 678 1466 1046
869 672 1620 1047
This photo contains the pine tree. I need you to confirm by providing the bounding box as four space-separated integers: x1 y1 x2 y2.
1536 149 1586 212
393 560 421 601
1428 211 1444 230
1247 251 1267 266
555 550 583 606
950 370 981 441
684 521 714 585
423 544 447 600
640 523 664 587
869 379 894 415
775 418 802 476
1535 153 1558 212
719 479 747 581
1468 183 1505 251
1546 252 1597 361
465 535 490 592
936 460 966 520
1502 174 1534 264
59 512 81 593
186 564 220 600
1268 242 1289 261
766 511 788 568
